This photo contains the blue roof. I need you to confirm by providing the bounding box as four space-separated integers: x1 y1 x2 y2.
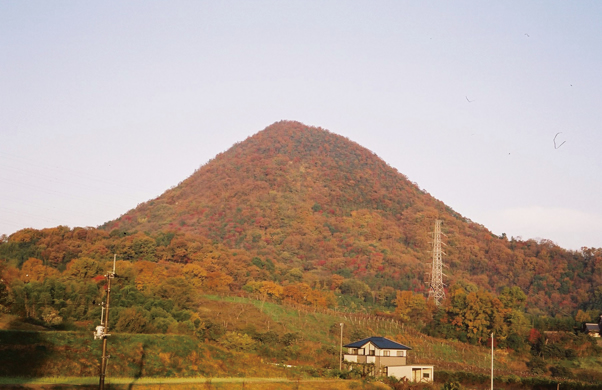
344 336 411 350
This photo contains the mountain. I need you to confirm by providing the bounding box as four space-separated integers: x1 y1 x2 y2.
96 121 601 314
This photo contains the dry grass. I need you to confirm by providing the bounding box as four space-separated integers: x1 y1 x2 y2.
0 377 391 390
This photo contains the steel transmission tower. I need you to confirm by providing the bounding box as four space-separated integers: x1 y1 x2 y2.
428 219 446 306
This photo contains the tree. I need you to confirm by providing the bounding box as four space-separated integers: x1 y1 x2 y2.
205 271 233 294
549 365 572 378
154 277 196 310
182 263 207 288
218 331 256 351
339 279 371 300
575 309 591 323
41 307 63 326
394 290 427 323
64 257 103 280
20 258 58 282
258 281 284 301
447 282 499 344
131 234 157 261
115 307 151 333
526 356 547 375
499 286 527 310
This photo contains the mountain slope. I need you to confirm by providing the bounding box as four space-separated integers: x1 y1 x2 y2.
99 121 601 313
104 122 457 287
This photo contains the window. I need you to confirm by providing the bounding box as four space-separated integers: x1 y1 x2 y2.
369 350 375 356
358 349 365 355
384 351 390 357
350 348 357 354
397 351 405 357
423 373 430 378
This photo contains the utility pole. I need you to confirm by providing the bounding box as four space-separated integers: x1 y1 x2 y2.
339 323 344 371
428 219 446 306
491 332 494 390
94 255 117 390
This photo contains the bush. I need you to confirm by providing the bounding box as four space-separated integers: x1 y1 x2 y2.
565 348 578 360
115 307 152 333
218 331 256 351
550 365 572 378
41 307 63 326
443 381 462 390
281 332 299 346
526 356 547 375
506 333 525 351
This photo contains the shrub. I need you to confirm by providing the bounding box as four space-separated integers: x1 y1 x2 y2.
549 365 572 378
443 381 462 390
526 356 547 375
41 307 63 326
218 331 256 351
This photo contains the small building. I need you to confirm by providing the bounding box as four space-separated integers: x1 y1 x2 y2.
584 315 602 337
343 336 434 382
584 323 601 337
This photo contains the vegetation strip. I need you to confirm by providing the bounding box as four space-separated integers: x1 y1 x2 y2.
0 377 340 385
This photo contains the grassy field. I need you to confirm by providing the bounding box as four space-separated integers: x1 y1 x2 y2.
0 377 391 390
0 297 551 378
3 296 602 389
206 295 527 376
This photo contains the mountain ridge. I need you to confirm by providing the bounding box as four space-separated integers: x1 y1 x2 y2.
2 121 600 315
95 120 600 314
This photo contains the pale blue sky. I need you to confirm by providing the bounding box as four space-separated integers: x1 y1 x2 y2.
1 1 601 250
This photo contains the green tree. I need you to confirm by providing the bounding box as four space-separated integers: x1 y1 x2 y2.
526 356 547 375
219 331 256 351
499 286 527 310
132 235 157 261
339 279 371 300
41 307 63 326
115 307 151 333
64 257 103 280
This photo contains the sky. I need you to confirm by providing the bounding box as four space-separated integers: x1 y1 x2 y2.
1 1 601 250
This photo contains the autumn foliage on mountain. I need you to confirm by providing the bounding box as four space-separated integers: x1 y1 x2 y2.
2 121 602 319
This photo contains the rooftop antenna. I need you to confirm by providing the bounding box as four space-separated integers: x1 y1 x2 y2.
95 254 117 390
428 220 446 306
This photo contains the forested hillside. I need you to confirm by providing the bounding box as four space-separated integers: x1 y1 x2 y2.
103 121 602 315
3 121 602 385
2 121 602 332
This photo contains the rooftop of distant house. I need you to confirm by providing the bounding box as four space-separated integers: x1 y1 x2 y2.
344 336 411 350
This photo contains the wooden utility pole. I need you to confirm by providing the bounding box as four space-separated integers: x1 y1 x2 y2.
339 323 344 370
95 255 117 390
491 332 494 390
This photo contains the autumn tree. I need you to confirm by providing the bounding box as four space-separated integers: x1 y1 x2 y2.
394 290 429 324
20 258 58 282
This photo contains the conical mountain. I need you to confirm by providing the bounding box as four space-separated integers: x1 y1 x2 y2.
103 121 599 312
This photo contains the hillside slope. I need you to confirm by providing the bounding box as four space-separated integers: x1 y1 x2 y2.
95 121 601 313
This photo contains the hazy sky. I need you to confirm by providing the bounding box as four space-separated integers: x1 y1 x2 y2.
2 1 601 250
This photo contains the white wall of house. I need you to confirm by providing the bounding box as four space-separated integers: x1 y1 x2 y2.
344 354 358 363
387 366 434 382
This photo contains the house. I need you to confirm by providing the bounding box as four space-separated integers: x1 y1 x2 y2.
584 323 601 337
584 315 602 337
343 336 434 382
